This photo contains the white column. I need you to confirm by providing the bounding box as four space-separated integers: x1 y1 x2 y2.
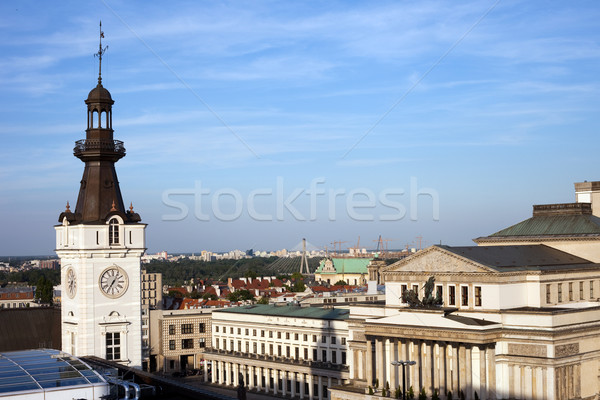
366 339 373 386
376 338 384 388
479 345 487 400
318 376 323 400
390 339 398 390
466 346 472 399
309 374 314 400
300 373 306 399
225 362 231 386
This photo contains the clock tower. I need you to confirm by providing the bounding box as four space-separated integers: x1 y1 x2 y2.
56 23 145 368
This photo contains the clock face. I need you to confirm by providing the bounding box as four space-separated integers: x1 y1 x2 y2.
66 267 76 299
99 266 129 299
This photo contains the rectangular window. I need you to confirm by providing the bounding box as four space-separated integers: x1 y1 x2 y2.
181 323 193 334
546 284 551 304
304 348 308 359
199 323 206 333
182 338 194 349
199 338 206 348
278 345 282 357
230 327 234 334
591 281 595 298
313 349 317 360
286 346 290 357
449 286 456 306
253 342 257 353
569 282 573 301
169 340 175 350
269 344 273 355
106 332 121 361
295 347 299 359
303 334 308 342
580 281 584 300
269 331 273 338
277 332 282 339
253 329 257 336
286 332 290 340
322 349 327 362
412 284 419 294
461 286 469 307
401 284 408 299
322 335 327 343
342 351 347 365
312 335 317 342
246 342 249 353
238 328 241 335
474 286 482 307
332 351 337 364
168 325 175 335
294 333 299 341
331 336 336 345
436 285 443 301
341 337 346 346
245 328 249 335
261 343 265 354
261 330 265 337
558 283 563 302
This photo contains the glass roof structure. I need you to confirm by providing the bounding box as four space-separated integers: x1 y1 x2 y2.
0 349 107 396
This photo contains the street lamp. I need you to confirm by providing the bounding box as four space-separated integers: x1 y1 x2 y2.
391 360 417 400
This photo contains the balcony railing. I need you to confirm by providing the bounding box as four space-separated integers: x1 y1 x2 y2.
73 139 125 156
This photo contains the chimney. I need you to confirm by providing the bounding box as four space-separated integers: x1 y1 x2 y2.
575 181 600 218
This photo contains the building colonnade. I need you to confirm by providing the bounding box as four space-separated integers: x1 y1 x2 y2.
207 357 344 400
350 337 497 400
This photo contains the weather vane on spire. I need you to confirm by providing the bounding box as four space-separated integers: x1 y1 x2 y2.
94 20 108 85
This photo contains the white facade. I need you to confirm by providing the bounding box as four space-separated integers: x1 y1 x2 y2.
204 304 351 400
56 216 146 368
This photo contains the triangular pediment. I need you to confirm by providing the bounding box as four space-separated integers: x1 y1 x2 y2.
382 245 497 275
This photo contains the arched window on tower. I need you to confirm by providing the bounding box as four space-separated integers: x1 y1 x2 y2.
109 218 120 245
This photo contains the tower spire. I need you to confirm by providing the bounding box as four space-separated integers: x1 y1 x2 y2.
94 21 108 85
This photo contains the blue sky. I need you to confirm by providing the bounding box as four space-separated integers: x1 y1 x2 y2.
1 1 600 256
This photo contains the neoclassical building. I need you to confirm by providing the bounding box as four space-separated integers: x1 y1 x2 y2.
315 258 372 286
332 180 600 400
204 304 350 400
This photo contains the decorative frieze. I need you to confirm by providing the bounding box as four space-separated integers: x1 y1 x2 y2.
508 343 547 358
555 343 579 358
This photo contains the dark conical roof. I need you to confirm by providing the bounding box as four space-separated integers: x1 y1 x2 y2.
86 83 113 104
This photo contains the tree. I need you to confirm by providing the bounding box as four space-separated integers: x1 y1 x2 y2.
418 387 427 400
168 290 183 298
432 389 440 400
202 293 218 300
35 276 53 304
407 386 415 399
292 280 306 292
334 280 347 286
257 296 269 304
291 271 304 281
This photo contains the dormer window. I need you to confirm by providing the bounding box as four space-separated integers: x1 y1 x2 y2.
109 218 119 245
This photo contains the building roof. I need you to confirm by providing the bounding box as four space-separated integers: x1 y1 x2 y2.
315 258 372 274
476 203 600 241
0 349 106 395
440 244 593 271
214 304 350 320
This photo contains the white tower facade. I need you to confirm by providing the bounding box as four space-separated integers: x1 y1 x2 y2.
56 26 145 368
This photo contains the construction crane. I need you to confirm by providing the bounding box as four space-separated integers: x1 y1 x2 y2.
348 236 361 257
330 240 348 255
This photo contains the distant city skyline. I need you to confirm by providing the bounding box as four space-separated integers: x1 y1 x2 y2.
2 1 600 255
